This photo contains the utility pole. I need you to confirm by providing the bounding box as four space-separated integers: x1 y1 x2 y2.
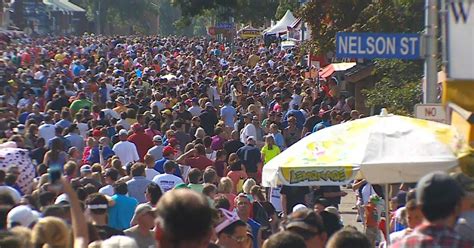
423 0 438 103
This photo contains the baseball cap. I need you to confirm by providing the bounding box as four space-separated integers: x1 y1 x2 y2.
80 165 92 174
116 96 125 104
130 204 156 226
7 205 40 228
284 208 325 235
153 135 163 142
92 129 102 137
451 172 474 195
162 109 172 116
416 171 465 206
131 123 143 132
162 146 177 156
54 193 70 205
215 208 241 234
292 204 307 212
118 129 128 136
205 102 213 108
246 136 256 142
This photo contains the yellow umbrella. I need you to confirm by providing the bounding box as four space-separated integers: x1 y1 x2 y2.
262 109 470 187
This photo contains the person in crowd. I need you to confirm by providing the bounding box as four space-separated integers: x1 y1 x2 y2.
126 163 153 203
187 168 204 193
452 172 474 241
108 182 138 231
124 204 156 248
283 208 328 248
392 172 473 247
236 137 261 181
155 189 215 248
261 135 280 165
85 193 124 240
143 154 160 181
176 144 213 171
147 135 164 161
112 129 140 166
235 193 262 248
262 231 307 248
142 183 162 208
224 130 245 159
215 208 252 248
153 145 180 175
87 136 115 165
326 227 371 248
99 168 119 196
128 123 154 162
152 161 184 193
280 185 310 217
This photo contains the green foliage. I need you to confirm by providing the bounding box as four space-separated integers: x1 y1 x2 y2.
171 0 279 26
275 0 300 20
362 60 423 116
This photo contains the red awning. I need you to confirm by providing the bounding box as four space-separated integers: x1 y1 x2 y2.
319 63 357 78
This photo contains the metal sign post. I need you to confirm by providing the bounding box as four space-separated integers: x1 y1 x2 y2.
424 0 439 104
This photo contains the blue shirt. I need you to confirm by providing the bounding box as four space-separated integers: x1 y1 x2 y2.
126 176 153 203
271 132 285 150
87 146 115 164
108 194 138 230
55 119 71 129
154 158 182 178
65 133 85 153
247 219 261 248
312 120 331 133
18 112 30 124
285 109 305 129
220 104 236 127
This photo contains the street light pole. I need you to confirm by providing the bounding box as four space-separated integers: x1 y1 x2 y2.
423 0 438 103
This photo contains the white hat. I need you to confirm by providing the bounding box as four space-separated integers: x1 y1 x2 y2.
153 135 163 142
101 236 138 248
292 204 307 213
215 208 240 234
54 193 70 205
7 205 39 228
118 129 128 136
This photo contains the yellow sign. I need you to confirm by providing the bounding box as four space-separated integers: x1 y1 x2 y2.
442 80 474 112
280 167 355 185
239 30 261 39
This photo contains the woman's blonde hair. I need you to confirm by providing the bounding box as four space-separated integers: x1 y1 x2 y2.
31 217 70 248
217 177 233 194
242 178 256 194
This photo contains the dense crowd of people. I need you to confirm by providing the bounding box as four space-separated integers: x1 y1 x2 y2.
0 35 473 248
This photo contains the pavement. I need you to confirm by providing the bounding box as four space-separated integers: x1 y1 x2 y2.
339 187 363 230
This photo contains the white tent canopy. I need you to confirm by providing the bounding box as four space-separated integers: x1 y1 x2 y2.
264 10 297 35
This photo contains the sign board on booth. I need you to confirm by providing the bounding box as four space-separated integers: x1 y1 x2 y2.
335 32 421 59
415 104 447 123
447 0 474 80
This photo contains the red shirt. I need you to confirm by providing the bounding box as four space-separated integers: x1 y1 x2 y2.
185 156 213 171
128 132 154 162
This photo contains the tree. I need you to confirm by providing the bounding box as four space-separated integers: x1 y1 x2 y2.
363 60 423 115
171 0 279 27
300 0 425 115
275 0 299 20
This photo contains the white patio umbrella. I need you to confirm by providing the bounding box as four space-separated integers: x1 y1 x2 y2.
262 109 470 243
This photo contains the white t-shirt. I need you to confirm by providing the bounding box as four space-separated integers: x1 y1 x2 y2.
188 106 202 117
103 108 120 120
112 141 139 166
152 173 183 193
77 122 89 139
240 123 257 143
38 123 56 146
145 168 160 181
99 184 114 196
